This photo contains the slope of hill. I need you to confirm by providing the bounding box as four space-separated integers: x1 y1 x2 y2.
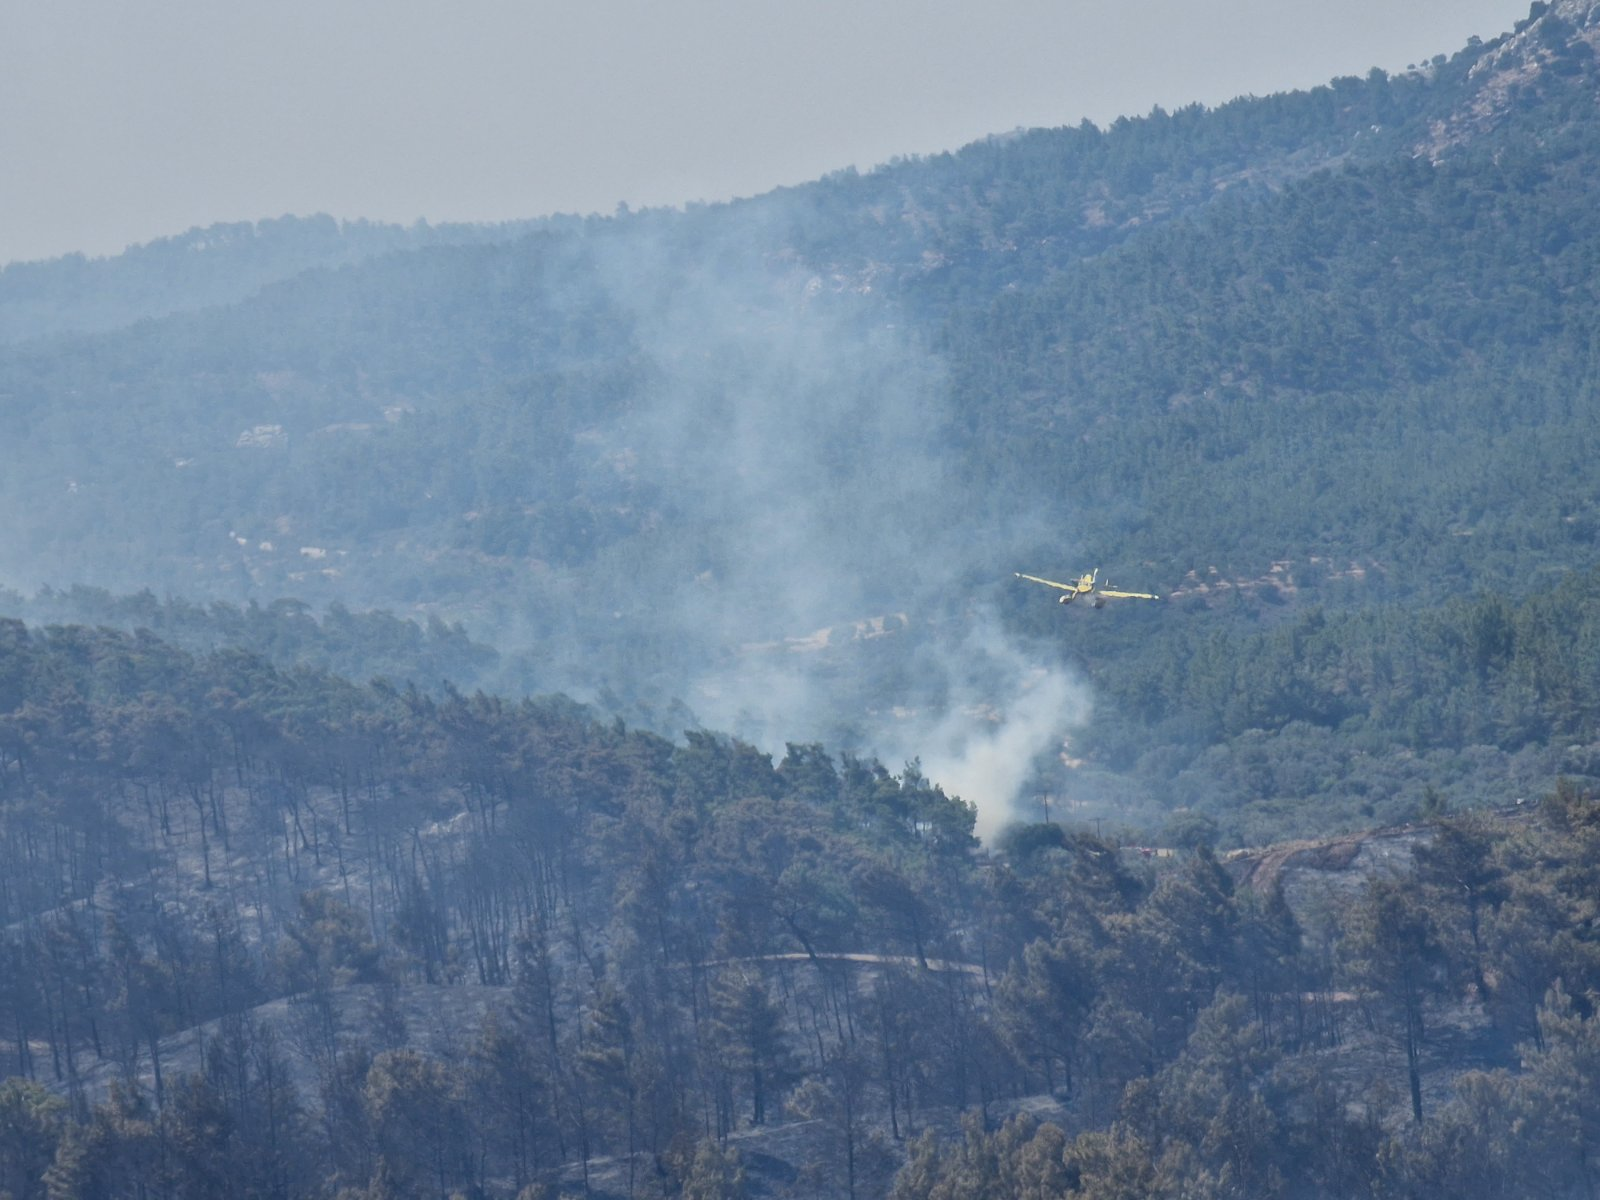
4 4 1600 844
9 8 1600 1197
1 617 1598 1198
0 214 546 345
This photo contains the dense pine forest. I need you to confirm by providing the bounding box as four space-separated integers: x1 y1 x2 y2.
6 1 1600 1196
6 3 1600 842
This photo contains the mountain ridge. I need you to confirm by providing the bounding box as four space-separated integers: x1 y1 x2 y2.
5 1 1600 844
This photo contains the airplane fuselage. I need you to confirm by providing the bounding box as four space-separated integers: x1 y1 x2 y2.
1016 569 1160 607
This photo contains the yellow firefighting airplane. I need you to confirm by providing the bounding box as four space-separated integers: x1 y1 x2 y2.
1015 568 1160 608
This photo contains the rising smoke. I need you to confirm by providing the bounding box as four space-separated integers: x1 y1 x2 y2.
560 201 1094 838
0 197 1097 840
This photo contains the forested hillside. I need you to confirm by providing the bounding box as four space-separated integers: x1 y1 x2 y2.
7 5 1600 1194
1 618 1599 1200
0 215 545 346
0 585 500 694
6 0 1600 841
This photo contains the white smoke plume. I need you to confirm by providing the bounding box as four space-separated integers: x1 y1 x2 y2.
555 202 1095 838
896 619 1090 841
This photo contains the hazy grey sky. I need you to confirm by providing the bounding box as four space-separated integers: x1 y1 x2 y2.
2 0 1527 266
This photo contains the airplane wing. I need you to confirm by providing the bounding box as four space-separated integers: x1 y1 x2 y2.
1097 588 1161 601
1015 572 1078 592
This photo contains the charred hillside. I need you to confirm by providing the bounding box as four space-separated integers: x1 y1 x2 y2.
0 619 1599 1198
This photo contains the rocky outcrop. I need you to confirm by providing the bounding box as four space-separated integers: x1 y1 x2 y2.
1420 0 1600 159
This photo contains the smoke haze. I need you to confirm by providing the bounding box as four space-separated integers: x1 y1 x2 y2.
0 193 1100 841
555 204 1094 835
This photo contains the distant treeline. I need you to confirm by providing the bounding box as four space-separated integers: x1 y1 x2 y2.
1075 566 1600 844
0 585 499 692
